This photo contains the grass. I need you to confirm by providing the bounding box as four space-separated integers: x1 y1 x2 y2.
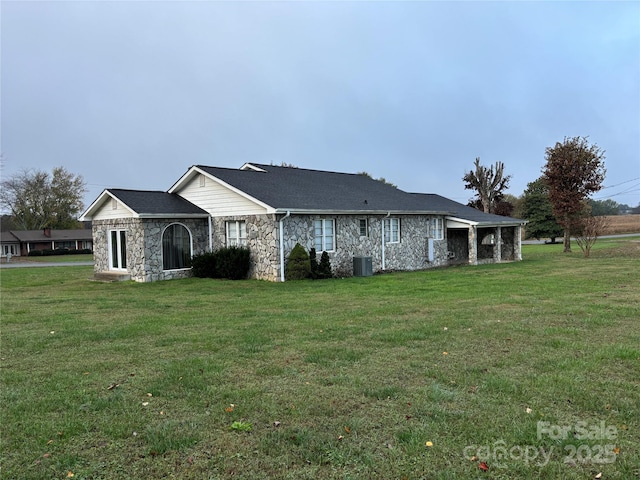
3 254 94 264
1 238 639 479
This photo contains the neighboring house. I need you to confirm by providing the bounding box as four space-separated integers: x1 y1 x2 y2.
0 228 93 257
1 231 21 258
80 163 525 282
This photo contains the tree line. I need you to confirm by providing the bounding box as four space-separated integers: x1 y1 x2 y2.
463 136 635 255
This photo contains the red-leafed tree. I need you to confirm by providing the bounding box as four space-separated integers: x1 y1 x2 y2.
542 136 606 252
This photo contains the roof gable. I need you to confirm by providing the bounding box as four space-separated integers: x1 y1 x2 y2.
81 189 208 220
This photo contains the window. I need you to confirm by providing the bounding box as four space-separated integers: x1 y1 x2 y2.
163 223 192 270
429 218 444 240
384 218 400 243
109 230 127 270
314 219 335 251
359 218 368 237
226 221 246 247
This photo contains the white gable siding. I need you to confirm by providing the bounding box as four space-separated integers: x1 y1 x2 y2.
178 175 268 217
92 198 135 220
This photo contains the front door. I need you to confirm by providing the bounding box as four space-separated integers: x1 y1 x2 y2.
109 230 127 270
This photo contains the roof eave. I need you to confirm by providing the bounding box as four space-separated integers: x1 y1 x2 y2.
274 209 453 215
80 190 138 221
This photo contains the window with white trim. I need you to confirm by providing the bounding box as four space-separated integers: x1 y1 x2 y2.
163 223 192 270
314 219 335 251
226 221 247 247
359 218 368 237
384 218 400 243
429 218 444 240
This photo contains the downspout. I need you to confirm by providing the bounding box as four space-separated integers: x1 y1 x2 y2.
279 211 291 282
381 212 390 271
208 216 213 252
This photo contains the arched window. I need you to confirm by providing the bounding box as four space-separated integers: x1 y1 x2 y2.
162 223 192 270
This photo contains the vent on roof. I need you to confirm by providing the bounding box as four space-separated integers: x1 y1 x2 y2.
240 163 267 172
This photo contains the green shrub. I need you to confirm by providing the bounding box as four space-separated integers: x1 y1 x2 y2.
27 250 43 257
309 247 319 279
286 243 311 280
190 247 250 280
317 251 333 279
216 246 251 280
190 251 217 278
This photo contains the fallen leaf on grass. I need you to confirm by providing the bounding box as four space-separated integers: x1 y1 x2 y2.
594 474 602 479
613 447 620 454
344 426 351 433
107 383 119 390
526 407 532 414
337 435 344 441
425 441 433 447
142 402 149 406
478 461 489 471
443 352 449 355
67 472 74 478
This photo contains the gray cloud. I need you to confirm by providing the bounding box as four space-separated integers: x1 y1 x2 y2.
2 1 639 209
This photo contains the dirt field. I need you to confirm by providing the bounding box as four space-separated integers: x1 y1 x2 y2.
602 214 640 235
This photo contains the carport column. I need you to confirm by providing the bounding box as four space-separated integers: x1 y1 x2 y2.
468 226 478 265
496 226 502 262
515 225 523 261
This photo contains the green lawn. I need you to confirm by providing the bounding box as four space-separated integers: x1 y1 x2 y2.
1 239 639 479
5 253 94 263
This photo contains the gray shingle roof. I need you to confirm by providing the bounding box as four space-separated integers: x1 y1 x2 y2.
7 229 92 242
410 193 524 225
196 164 449 213
196 164 523 225
108 189 208 216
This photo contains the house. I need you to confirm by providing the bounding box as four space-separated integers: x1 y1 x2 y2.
0 228 93 257
80 163 525 282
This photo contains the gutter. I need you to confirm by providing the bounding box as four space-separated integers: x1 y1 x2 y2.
279 211 291 282
208 216 213 252
382 212 390 271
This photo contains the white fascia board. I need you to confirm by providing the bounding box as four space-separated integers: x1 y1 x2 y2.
167 166 200 193
80 190 138 220
446 216 526 228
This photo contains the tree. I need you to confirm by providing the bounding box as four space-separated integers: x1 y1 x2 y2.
285 243 311 280
463 158 512 214
0 167 86 230
357 171 397 188
574 215 609 258
589 199 619 216
542 136 606 252
520 177 564 242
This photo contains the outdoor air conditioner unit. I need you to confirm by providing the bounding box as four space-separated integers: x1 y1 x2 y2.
353 256 373 277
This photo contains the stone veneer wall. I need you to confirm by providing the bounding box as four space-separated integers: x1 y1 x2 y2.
92 218 209 282
210 214 280 281
279 214 449 278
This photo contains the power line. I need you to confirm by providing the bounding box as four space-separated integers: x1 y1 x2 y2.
600 177 640 189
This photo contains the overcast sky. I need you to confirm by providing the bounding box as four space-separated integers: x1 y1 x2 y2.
2 1 639 213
